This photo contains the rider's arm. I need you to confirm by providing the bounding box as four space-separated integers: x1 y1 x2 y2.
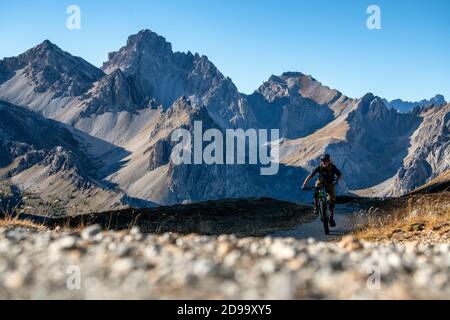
302 167 319 188
333 165 343 183
302 175 313 188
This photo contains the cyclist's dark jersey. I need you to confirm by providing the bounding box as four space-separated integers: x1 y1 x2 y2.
311 164 342 184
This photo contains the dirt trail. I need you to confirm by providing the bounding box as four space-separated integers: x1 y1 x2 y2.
271 203 364 241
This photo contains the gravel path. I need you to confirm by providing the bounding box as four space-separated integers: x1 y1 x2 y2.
271 203 361 241
1 226 449 300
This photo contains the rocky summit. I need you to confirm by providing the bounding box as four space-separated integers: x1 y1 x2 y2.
0 29 449 214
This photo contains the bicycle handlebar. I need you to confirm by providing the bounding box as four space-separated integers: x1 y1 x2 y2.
302 180 339 191
301 186 319 191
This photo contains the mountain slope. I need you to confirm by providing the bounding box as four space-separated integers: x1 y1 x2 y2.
359 103 450 197
0 101 129 215
107 97 273 204
279 93 423 191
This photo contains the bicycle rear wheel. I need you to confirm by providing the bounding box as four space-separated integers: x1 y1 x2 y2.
319 200 329 235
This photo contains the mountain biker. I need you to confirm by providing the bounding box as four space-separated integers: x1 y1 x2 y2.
301 154 342 228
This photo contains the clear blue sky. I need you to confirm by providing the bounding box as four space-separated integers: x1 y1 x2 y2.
1 0 449 101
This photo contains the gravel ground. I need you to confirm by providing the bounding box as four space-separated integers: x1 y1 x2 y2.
0 225 449 299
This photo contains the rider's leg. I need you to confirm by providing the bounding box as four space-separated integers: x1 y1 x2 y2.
326 184 337 227
313 180 322 215
313 191 319 214
326 184 336 217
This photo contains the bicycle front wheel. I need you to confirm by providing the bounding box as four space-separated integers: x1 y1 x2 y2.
319 200 329 235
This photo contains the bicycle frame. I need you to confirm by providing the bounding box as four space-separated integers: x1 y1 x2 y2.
302 186 330 235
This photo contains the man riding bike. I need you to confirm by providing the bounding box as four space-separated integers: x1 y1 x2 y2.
301 154 342 228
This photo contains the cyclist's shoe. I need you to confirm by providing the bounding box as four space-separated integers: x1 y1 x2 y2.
313 207 319 216
329 217 337 228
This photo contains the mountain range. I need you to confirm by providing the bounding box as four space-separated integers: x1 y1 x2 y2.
0 29 449 214
383 94 447 113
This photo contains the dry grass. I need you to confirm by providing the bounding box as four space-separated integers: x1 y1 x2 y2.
0 215 101 234
353 193 450 243
0 215 48 231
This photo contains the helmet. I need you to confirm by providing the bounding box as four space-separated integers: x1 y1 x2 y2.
320 154 331 162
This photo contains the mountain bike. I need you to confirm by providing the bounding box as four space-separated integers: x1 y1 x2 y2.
302 186 330 235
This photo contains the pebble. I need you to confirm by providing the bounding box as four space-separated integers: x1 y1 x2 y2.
269 240 296 260
339 236 363 251
50 235 78 251
3 271 24 289
111 258 134 275
81 225 103 240
217 242 233 257
130 226 141 235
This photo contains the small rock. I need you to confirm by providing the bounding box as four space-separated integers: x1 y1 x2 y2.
387 253 402 269
3 271 24 289
115 243 134 257
81 225 103 240
192 260 216 276
258 259 276 274
286 257 306 271
266 274 295 299
339 236 363 251
130 226 141 235
224 250 241 266
143 244 161 260
160 233 176 244
50 236 78 251
217 242 233 257
269 240 296 260
111 258 134 275
123 235 134 243
405 241 419 253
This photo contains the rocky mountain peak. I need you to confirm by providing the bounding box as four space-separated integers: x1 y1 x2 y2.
359 92 376 104
255 72 345 108
354 93 395 120
100 30 248 128
281 71 306 78
126 29 173 56
103 29 174 74
255 75 289 102
0 40 104 99
429 94 447 105
34 39 61 54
